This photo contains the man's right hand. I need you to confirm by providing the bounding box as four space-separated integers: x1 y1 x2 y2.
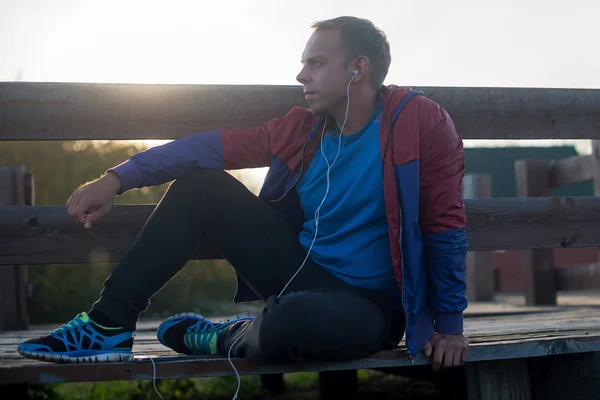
66 172 122 229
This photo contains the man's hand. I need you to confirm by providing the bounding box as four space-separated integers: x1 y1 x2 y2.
422 333 469 371
66 172 122 229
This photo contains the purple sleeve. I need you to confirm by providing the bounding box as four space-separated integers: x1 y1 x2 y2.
108 130 224 194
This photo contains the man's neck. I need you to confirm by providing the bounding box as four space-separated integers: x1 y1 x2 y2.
330 89 379 135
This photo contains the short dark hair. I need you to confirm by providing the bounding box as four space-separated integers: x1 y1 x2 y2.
312 16 391 88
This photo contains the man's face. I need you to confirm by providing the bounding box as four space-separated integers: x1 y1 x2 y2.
296 29 352 115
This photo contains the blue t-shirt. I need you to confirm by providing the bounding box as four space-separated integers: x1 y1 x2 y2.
296 103 399 295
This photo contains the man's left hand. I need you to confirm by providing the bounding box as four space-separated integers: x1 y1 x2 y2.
421 333 469 371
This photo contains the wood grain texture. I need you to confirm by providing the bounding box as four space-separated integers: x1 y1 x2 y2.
3 196 600 265
2 334 600 384
593 140 600 196
2 307 600 384
1 83 600 140
466 359 531 400
515 159 557 306
592 141 600 265
0 167 29 330
548 154 596 189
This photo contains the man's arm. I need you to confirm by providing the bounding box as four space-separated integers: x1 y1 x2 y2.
418 99 469 371
109 124 272 194
418 101 468 334
67 107 310 228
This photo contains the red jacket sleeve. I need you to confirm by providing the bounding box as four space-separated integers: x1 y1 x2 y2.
419 101 466 233
418 99 468 334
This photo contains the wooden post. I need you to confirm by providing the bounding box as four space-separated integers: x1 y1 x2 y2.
529 352 600 400
593 140 600 196
463 174 495 302
466 359 532 400
592 140 600 265
0 166 31 330
514 159 556 306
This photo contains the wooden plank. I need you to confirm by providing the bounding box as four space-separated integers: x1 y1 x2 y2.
1 334 600 384
4 307 599 350
1 83 600 141
466 359 531 400
515 159 556 306
593 140 600 196
4 308 600 347
463 174 495 302
529 351 600 400
548 154 596 189
555 263 600 290
4 196 600 265
0 167 29 330
593 141 600 264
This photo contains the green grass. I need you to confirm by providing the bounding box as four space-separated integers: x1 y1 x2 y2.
27 369 451 400
30 372 319 400
28 370 438 400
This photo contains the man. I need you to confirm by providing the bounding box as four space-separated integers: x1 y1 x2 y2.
18 16 469 372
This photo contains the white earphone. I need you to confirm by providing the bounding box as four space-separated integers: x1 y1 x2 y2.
277 68 356 298
229 68 359 400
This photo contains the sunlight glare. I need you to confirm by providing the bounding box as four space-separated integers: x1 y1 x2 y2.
39 0 302 85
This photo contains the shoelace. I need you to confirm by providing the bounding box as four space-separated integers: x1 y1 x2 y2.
185 320 227 353
51 313 86 336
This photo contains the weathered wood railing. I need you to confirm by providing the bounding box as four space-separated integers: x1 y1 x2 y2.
1 83 599 141
1 83 600 399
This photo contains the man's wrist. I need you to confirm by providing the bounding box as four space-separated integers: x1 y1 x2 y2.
434 312 464 335
103 171 122 194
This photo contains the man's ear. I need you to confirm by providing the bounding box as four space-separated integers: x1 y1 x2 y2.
350 56 370 82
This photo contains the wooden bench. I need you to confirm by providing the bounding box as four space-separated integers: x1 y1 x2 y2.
2 82 600 399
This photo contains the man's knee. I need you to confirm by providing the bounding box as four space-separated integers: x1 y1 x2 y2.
169 168 240 196
174 168 228 186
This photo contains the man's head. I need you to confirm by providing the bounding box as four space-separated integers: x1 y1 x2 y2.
296 16 391 116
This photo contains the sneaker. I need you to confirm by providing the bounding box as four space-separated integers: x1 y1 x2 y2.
157 312 254 355
17 312 134 363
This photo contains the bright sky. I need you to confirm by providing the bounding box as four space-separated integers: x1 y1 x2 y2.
2 0 599 184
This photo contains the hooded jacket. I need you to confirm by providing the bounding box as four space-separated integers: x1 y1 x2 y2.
111 85 469 356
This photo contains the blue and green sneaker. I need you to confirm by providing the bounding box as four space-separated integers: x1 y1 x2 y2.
157 312 254 355
17 312 134 363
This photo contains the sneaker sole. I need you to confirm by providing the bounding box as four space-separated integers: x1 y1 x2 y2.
18 349 134 364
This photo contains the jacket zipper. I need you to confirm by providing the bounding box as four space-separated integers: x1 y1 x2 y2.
398 218 412 364
388 137 413 364
267 142 307 203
